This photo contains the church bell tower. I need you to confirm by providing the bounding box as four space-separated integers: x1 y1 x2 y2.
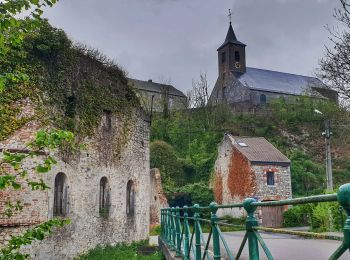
217 12 246 79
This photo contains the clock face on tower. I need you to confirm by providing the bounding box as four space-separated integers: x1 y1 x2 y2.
234 62 241 69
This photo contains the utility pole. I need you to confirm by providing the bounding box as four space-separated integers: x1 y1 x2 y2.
315 109 333 191
323 119 333 191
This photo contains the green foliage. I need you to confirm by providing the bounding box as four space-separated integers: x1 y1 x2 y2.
167 182 214 209
0 129 74 191
150 140 195 188
283 202 346 232
21 21 139 138
0 0 58 92
283 204 313 227
288 150 325 196
0 218 69 260
77 241 163 260
311 202 346 232
149 225 161 236
151 98 342 201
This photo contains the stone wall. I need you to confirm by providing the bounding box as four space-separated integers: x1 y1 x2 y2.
252 164 292 201
149 168 168 227
0 105 151 259
213 135 245 217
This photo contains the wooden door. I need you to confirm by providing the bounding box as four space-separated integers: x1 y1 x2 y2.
261 205 283 228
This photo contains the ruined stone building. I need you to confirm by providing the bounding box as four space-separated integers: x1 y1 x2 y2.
0 23 151 259
213 134 292 227
129 78 187 112
209 22 338 111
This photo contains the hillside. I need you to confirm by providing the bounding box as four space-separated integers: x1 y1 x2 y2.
150 98 350 206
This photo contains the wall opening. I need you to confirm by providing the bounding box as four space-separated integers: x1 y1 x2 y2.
126 180 135 217
54 172 68 216
235 51 240 62
221 52 226 64
99 177 110 217
267 171 275 186
103 110 112 131
260 94 267 104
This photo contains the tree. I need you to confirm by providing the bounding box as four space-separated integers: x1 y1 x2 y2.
319 0 350 101
187 73 210 109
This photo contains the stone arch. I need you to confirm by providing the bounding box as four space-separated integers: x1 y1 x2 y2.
53 172 68 216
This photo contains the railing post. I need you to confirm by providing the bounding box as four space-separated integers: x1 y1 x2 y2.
163 209 167 242
193 204 202 260
166 208 171 245
175 206 182 257
210 202 221 260
183 206 190 260
243 198 259 260
170 207 176 250
160 209 163 238
338 184 350 248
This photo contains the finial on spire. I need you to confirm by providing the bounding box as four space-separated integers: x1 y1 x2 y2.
228 9 232 25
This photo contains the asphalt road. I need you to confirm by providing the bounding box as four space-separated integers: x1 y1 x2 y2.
202 231 350 260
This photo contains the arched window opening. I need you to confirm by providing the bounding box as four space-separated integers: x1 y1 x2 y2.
235 51 240 62
54 172 68 216
126 180 135 217
99 177 110 217
260 94 267 104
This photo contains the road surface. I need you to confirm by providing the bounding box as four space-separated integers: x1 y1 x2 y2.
201 231 349 260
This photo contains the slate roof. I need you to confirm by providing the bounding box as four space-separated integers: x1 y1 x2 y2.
235 67 328 96
227 135 291 164
129 78 186 98
217 23 246 51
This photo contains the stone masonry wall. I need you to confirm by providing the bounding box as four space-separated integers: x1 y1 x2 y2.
252 164 292 201
149 168 168 227
0 104 151 259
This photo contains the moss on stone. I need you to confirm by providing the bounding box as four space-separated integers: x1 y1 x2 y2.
1 21 139 144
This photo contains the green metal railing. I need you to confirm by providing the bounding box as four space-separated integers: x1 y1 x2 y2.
160 183 350 260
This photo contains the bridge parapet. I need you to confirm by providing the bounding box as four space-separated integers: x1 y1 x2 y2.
160 183 350 260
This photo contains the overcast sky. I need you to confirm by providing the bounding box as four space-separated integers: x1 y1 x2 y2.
43 0 341 93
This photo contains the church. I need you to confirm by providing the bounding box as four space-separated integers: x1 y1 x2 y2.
209 21 338 111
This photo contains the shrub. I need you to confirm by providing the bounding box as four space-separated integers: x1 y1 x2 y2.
283 205 312 227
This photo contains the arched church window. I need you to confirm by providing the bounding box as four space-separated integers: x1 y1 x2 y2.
235 51 240 62
54 172 68 216
260 94 267 104
99 177 110 217
221 52 226 64
126 180 135 217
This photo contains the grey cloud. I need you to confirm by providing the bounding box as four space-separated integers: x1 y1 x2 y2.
43 0 340 92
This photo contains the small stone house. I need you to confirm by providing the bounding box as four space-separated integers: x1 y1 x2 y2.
213 134 292 227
